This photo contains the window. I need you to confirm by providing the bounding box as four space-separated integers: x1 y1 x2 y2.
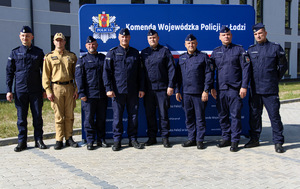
298 1 300 35
240 0 247 4
49 0 70 13
183 0 193 4
257 0 263 23
51 25 71 51
158 0 170 4
298 47 300 76
0 0 11 7
285 45 291 76
221 0 229 4
79 0 96 7
131 0 145 3
285 0 292 34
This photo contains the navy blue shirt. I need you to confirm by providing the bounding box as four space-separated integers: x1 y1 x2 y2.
103 45 145 94
210 43 250 90
176 49 213 94
248 40 287 94
141 44 175 91
6 45 44 93
75 52 106 99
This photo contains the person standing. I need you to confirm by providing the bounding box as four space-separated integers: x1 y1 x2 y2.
75 36 109 150
141 29 176 148
42 33 79 150
103 28 145 151
210 26 250 152
175 34 213 149
6 26 47 152
245 23 287 153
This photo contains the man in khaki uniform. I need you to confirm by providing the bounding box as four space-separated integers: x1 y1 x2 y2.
42 33 79 150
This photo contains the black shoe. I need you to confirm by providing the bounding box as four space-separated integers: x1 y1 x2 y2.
275 143 284 153
162 138 171 148
35 139 47 149
97 140 110 148
216 140 231 148
230 142 239 152
14 142 27 152
144 138 157 146
112 141 121 151
54 141 63 150
65 137 78 148
197 141 205 149
182 140 196 147
87 143 94 150
130 140 144 149
244 139 260 148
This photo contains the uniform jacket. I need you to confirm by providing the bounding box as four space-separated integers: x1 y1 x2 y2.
175 49 213 94
42 49 77 95
75 52 106 99
103 45 145 94
141 44 175 91
248 40 287 94
6 45 44 93
210 43 250 90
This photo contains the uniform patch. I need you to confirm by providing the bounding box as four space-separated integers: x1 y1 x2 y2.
116 53 123 56
251 51 258 54
76 64 81 67
8 57 12 60
105 57 110 60
280 51 285 55
181 58 187 60
88 60 93 62
51 56 58 60
244 55 250 63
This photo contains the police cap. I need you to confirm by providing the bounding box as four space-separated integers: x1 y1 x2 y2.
20 26 32 34
252 23 265 32
119 28 130 36
219 25 230 33
147 29 158 36
53 33 66 40
86 36 96 43
185 34 196 41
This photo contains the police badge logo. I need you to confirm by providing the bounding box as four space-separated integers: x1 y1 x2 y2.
89 11 120 43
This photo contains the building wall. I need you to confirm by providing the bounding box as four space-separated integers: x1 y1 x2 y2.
0 0 298 95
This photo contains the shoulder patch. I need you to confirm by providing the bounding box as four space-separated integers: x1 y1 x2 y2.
69 51 76 56
213 46 222 51
248 44 256 49
12 46 20 51
163 46 169 49
45 52 54 57
236 44 243 47
110 47 118 51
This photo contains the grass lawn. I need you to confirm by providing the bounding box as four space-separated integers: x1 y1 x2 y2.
0 81 299 139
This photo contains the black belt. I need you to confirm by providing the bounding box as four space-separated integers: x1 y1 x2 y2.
52 80 73 85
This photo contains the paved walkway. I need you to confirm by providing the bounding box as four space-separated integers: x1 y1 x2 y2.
1 102 300 189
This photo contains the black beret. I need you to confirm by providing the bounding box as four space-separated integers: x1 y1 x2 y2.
20 26 32 34
252 23 265 32
219 25 230 33
147 29 158 36
119 28 130 36
185 34 197 41
86 36 96 43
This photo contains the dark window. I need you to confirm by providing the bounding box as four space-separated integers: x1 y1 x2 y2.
285 0 291 28
285 48 290 76
51 25 71 51
221 0 229 4
49 0 70 13
0 0 11 7
131 0 145 3
298 48 300 76
79 0 96 7
183 0 193 4
240 0 247 4
158 0 170 4
257 0 263 23
298 1 300 35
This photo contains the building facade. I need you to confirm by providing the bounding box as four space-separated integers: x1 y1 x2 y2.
0 0 298 96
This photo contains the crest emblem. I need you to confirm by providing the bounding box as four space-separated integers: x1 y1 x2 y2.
89 11 120 43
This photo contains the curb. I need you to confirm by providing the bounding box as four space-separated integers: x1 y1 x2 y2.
280 98 300 104
0 128 82 146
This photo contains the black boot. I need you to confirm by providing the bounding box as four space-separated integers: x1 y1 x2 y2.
181 140 196 147
275 143 284 153
244 139 260 148
230 142 239 152
65 137 78 148
112 141 121 151
35 139 47 149
162 138 171 148
216 140 231 148
144 137 157 146
14 142 27 152
54 141 63 150
197 141 205 149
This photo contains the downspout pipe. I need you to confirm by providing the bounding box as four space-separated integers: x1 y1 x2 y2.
30 0 34 45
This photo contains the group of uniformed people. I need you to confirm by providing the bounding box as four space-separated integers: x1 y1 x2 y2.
6 23 287 153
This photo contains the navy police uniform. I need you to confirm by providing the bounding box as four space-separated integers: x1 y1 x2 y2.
75 37 107 145
247 24 287 145
103 32 145 143
141 30 175 140
6 26 45 145
176 46 213 142
211 27 250 144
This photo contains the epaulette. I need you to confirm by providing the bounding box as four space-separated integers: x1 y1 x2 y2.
110 47 118 51
69 51 76 56
80 54 87 59
273 42 280 46
179 52 187 57
12 46 20 51
162 46 169 49
248 44 256 49
45 52 54 57
213 46 222 51
236 44 243 47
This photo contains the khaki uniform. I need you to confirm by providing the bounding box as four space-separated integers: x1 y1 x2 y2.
42 49 77 141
